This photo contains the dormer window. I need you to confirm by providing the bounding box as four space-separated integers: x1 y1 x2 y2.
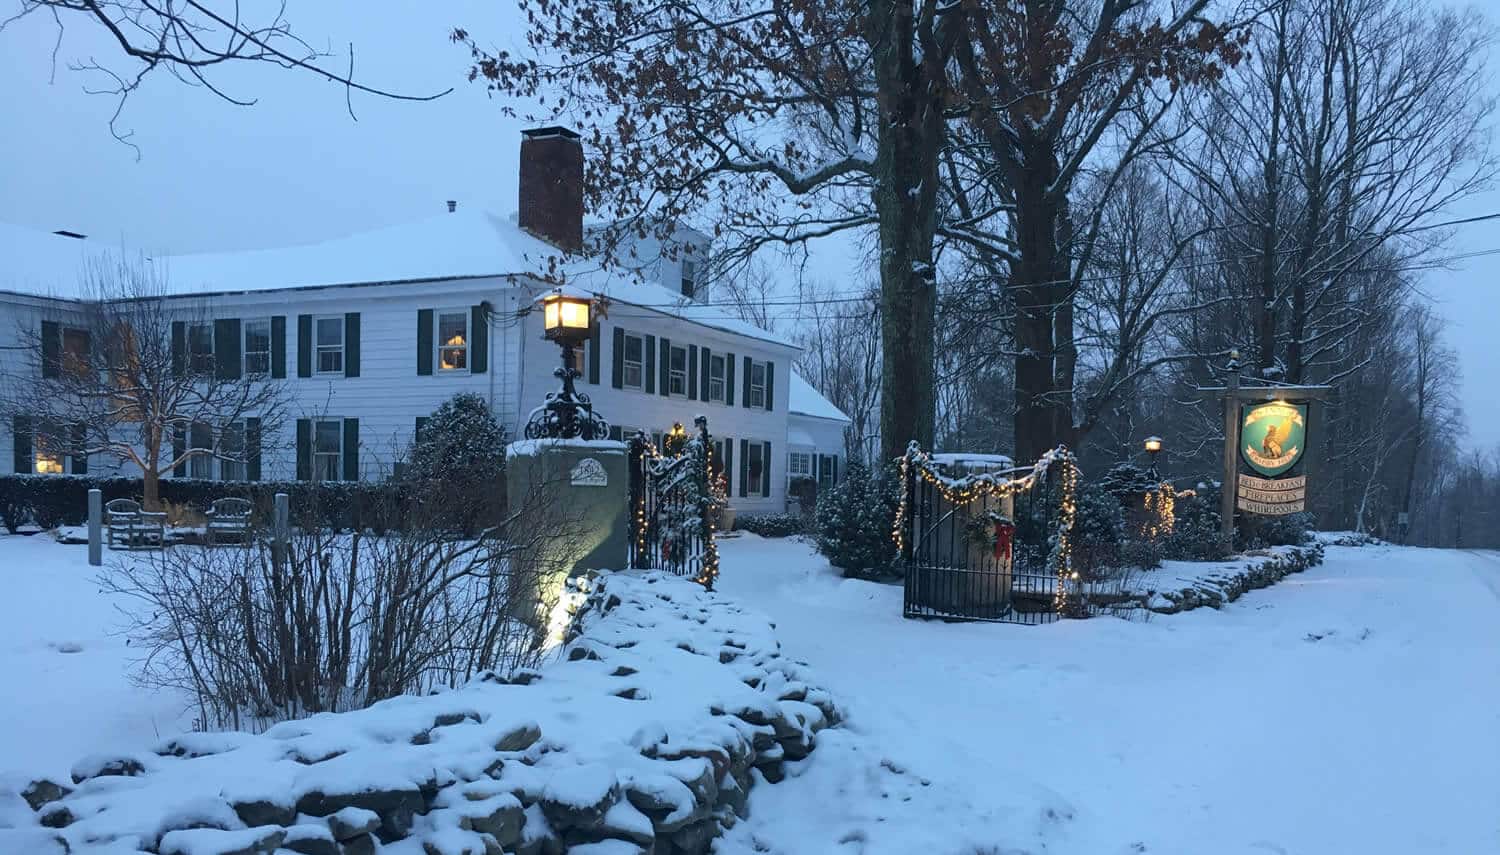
681 258 698 299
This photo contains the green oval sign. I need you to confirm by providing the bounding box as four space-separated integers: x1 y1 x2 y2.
1241 401 1307 477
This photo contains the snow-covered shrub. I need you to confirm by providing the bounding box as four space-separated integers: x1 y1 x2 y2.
1246 511 1315 547
815 462 899 580
1163 484 1228 560
1098 462 1159 499
99 469 590 730
735 513 805 538
402 393 509 535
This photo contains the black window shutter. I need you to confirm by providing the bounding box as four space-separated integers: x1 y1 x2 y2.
40 320 59 379
644 335 657 394
295 419 312 480
725 353 736 406
470 305 488 374
171 321 186 378
271 316 287 379
700 347 711 401
739 439 749 498
343 418 359 481
215 318 241 380
688 345 698 401
71 424 88 475
721 437 733 496
764 361 775 411
245 418 262 481
417 309 434 376
742 356 753 408
589 324 602 384
610 328 624 388
296 315 312 378
832 454 839 485
658 337 671 397
763 441 772 497
608 425 623 441
172 425 186 478
344 313 361 378
12 416 31 473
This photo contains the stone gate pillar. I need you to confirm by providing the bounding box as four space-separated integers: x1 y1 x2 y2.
505 438 630 574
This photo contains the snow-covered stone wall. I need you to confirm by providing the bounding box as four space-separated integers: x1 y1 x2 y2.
1094 544 1326 615
0 571 840 855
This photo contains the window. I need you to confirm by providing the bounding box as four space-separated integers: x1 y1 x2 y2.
61 328 90 377
748 360 767 408
33 426 64 474
711 440 725 479
243 319 271 375
315 316 344 374
747 442 765 495
219 421 246 481
622 333 644 389
708 355 725 402
313 419 343 481
188 323 214 375
437 310 469 371
788 451 812 479
668 345 688 396
681 259 698 297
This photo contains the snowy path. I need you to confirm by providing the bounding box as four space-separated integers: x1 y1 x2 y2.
717 535 1500 855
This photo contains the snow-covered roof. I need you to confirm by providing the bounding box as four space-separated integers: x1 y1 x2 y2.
0 215 797 348
788 372 850 423
0 222 101 300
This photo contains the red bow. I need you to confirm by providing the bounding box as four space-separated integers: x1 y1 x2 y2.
993 520 1014 562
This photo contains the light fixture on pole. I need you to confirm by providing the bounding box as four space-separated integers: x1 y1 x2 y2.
524 288 610 440
1144 435 1164 479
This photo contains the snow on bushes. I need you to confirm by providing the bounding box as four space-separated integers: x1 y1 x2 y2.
0 571 841 855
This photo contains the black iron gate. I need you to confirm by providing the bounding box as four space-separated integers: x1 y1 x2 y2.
627 417 719 587
899 447 1081 624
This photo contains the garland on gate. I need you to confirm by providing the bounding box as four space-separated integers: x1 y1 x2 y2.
630 419 721 589
893 441 1084 617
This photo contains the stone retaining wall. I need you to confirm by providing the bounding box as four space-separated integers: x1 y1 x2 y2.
0 572 840 855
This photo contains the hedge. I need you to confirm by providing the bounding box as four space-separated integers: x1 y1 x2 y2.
734 512 807 538
0 474 412 534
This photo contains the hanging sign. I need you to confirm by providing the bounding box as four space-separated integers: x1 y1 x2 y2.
1236 401 1308 515
1240 401 1308 477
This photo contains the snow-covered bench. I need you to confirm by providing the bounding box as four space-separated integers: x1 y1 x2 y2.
105 498 165 550
205 498 254 545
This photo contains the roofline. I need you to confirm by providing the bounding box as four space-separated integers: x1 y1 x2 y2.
788 409 851 424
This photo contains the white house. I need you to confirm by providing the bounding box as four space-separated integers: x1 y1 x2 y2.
0 127 849 516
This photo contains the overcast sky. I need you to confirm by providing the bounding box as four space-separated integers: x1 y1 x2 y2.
1 1 1496 450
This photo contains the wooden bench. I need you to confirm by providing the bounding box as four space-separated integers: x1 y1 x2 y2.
205 497 254 545
105 498 166 550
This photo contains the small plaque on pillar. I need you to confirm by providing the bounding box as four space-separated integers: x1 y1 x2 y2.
570 457 608 487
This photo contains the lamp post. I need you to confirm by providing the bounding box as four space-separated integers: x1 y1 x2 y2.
1143 435 1164 480
524 288 610 440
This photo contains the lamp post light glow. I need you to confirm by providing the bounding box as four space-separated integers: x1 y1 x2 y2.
525 289 610 440
1144 435 1164 479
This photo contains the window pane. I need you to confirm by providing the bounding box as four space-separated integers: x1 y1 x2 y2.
624 335 642 362
34 430 63 474
318 350 343 373
670 347 686 371
438 313 467 347
316 317 343 346
244 319 270 350
315 454 340 481
189 324 214 373
315 420 342 454
624 364 642 388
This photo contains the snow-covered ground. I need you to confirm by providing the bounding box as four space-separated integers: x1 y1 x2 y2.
0 535 192 778
717 535 1500 855
2 532 1498 854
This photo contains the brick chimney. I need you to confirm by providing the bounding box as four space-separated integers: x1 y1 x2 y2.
518 126 584 252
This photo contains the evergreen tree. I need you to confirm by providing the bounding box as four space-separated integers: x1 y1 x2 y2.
815 462 899 580
406 393 508 533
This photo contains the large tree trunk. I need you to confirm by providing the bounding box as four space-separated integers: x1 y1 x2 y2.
1011 145 1072 465
870 0 943 467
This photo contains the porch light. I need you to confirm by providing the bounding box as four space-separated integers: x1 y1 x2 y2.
524 288 610 440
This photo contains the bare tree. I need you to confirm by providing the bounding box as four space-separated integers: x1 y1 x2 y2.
5 0 449 149
0 255 287 509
